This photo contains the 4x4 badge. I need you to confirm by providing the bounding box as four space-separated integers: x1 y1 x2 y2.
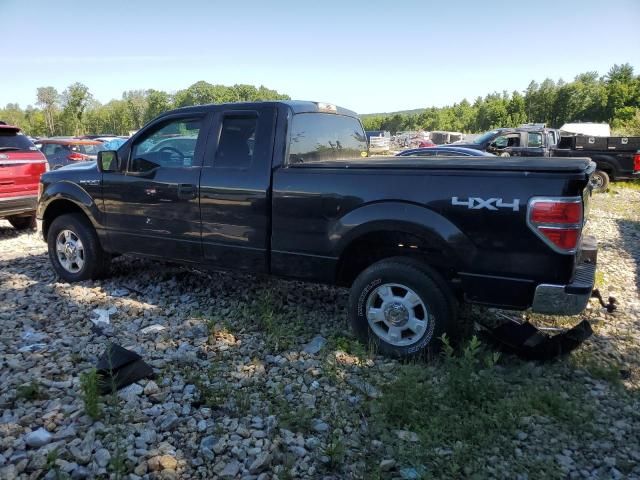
452 197 520 211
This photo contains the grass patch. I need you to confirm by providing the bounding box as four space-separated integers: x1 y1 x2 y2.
273 397 314 433
571 349 623 386
80 368 102 420
15 381 47 402
614 180 640 192
322 430 346 470
366 336 594 478
246 289 304 352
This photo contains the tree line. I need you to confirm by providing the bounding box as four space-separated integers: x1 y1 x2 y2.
1 63 639 137
361 64 640 136
0 82 290 137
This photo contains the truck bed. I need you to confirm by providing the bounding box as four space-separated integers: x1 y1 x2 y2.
291 156 594 173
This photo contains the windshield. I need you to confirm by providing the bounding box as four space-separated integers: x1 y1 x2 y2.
0 131 38 151
473 130 500 145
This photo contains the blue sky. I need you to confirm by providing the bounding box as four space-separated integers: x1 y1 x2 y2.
1 0 639 114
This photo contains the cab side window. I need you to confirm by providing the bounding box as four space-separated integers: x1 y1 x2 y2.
528 133 543 148
492 134 520 148
130 118 201 173
214 115 257 169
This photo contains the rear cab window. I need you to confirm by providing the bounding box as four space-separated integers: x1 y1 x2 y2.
288 113 368 164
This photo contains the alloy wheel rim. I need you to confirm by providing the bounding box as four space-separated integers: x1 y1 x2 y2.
365 283 429 347
55 229 85 273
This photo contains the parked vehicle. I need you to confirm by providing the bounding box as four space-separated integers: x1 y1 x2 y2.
38 101 598 358
102 138 128 150
453 126 640 191
0 123 48 229
560 122 611 137
366 130 391 154
417 138 436 148
430 131 464 145
396 146 495 157
35 139 105 170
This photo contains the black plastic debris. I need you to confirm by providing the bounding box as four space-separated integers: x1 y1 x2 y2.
480 320 593 361
96 343 154 394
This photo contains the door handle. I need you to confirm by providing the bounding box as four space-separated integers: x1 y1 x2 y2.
177 183 197 200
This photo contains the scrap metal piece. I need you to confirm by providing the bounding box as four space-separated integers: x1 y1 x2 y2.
591 288 617 313
480 320 593 361
96 343 154 394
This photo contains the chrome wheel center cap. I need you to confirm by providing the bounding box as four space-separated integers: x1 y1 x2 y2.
384 302 409 326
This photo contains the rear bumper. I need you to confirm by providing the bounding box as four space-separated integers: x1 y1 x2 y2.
531 236 597 315
0 195 37 218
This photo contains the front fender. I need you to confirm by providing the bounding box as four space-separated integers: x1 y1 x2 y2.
37 180 104 230
330 201 476 270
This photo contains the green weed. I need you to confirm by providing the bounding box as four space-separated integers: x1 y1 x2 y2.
80 368 102 420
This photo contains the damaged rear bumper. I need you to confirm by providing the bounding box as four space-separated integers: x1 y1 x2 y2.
531 236 597 316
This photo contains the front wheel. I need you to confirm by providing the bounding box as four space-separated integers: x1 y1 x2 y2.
348 258 453 358
47 213 110 282
8 214 36 230
589 170 610 192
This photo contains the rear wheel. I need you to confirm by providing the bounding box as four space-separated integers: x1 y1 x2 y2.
47 213 110 282
589 170 610 192
348 258 454 359
8 214 36 231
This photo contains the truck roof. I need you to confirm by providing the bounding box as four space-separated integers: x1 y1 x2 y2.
170 100 359 117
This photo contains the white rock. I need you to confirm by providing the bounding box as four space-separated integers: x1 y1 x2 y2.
25 428 52 448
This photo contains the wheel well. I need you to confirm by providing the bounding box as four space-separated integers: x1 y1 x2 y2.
42 200 87 239
335 231 455 287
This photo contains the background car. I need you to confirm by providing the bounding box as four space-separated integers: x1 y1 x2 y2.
35 139 105 169
396 146 496 157
0 122 48 229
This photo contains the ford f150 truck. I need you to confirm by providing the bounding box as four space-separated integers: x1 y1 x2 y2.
37 101 598 358
454 126 640 191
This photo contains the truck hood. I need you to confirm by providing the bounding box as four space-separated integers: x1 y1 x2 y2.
58 160 98 171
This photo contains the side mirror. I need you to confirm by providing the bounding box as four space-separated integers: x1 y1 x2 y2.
97 151 119 172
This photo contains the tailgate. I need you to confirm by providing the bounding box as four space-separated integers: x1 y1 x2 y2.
0 152 48 198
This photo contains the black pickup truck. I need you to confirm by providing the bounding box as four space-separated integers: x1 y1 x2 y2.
37 101 598 357
455 127 640 191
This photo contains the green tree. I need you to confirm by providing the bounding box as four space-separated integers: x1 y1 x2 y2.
60 83 92 136
144 89 172 123
36 87 59 136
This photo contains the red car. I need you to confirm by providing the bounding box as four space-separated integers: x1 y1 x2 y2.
418 139 436 148
0 122 48 229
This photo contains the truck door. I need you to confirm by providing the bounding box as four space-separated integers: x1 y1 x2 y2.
199 105 277 272
520 131 545 157
102 113 208 262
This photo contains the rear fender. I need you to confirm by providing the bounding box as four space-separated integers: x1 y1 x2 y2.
331 201 476 271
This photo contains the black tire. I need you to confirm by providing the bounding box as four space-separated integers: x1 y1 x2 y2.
590 170 610 192
348 257 454 359
8 214 36 231
47 213 110 282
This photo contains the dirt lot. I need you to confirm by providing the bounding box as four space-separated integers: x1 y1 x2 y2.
0 185 639 480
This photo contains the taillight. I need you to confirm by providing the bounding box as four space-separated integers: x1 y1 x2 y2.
68 153 85 161
527 197 583 254
633 152 640 173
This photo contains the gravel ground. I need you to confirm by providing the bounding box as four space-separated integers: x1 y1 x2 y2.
0 185 639 480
